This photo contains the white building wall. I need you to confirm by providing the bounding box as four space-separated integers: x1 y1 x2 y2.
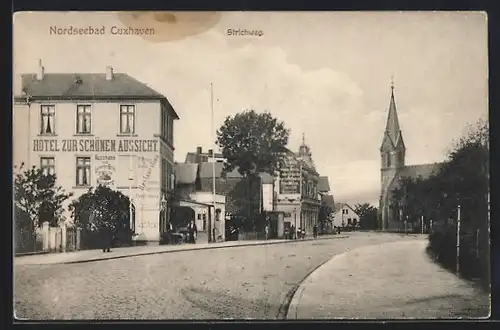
13 99 175 242
332 205 360 228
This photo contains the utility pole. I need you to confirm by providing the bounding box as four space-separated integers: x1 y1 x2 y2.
456 204 461 275
208 82 215 243
421 215 424 234
129 155 134 233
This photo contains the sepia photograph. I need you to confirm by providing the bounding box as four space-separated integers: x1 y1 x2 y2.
13 11 489 320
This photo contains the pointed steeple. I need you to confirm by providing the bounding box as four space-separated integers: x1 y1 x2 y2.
384 77 402 146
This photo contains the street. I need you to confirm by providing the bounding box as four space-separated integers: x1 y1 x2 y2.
14 232 488 320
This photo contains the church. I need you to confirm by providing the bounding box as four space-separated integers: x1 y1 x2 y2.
379 81 443 230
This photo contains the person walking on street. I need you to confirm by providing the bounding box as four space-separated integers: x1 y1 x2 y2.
290 224 295 240
313 224 318 238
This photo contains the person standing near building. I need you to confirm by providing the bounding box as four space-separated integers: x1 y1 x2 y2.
100 223 112 253
313 224 318 238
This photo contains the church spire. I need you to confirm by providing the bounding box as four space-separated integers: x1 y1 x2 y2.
384 77 401 145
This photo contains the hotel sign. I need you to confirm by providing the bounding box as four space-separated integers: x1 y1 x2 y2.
32 138 159 153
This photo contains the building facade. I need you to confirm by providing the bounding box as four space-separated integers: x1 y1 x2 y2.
379 82 442 230
275 138 322 236
13 60 179 243
332 203 360 228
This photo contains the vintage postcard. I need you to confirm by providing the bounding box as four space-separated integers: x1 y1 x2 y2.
13 11 490 320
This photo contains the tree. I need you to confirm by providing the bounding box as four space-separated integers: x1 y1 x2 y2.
216 110 290 177
318 200 333 234
394 118 489 288
354 203 378 230
68 185 133 248
14 162 73 230
216 110 290 228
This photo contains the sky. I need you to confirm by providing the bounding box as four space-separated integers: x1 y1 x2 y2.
13 11 488 205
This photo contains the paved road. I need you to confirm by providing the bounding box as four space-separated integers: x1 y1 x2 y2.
287 238 490 319
15 233 413 320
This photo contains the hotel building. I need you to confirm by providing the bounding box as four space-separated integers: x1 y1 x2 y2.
13 60 179 243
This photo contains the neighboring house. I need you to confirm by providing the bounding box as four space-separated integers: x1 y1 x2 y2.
185 147 225 163
379 82 444 230
275 135 322 236
13 59 180 244
332 203 360 228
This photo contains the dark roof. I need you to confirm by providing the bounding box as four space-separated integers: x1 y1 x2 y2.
175 163 198 184
198 162 224 179
317 176 330 192
185 152 224 163
259 172 274 184
321 194 335 207
388 162 444 191
19 73 179 119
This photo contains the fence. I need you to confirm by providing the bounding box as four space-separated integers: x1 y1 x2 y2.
14 228 43 254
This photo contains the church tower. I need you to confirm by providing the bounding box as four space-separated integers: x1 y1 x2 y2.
379 79 406 229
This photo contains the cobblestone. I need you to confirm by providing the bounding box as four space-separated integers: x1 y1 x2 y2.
14 232 409 320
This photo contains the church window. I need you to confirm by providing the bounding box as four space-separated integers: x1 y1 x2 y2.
387 154 391 167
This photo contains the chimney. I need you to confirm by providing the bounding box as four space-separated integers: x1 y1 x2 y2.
36 59 44 80
195 147 202 163
105 66 114 80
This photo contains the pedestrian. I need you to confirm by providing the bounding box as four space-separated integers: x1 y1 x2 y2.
313 224 318 238
265 223 269 240
290 225 295 240
188 220 197 243
100 223 112 253
301 228 306 239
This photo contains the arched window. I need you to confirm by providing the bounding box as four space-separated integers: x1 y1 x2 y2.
387 153 392 167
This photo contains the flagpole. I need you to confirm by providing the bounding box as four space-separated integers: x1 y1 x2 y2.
210 82 215 243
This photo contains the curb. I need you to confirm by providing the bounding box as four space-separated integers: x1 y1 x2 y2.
21 235 350 266
285 238 428 319
276 255 334 319
15 251 50 257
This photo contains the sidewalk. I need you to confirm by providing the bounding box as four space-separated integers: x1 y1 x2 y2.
287 238 490 319
14 234 348 266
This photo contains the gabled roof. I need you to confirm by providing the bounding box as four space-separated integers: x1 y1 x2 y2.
19 73 179 119
175 163 198 184
333 202 358 215
317 176 330 192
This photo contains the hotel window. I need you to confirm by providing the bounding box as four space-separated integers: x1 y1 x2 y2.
76 157 91 186
40 105 55 135
76 105 92 134
40 157 55 176
120 105 135 134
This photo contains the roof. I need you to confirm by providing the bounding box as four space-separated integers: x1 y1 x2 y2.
185 152 224 163
333 202 357 214
384 87 401 146
259 172 274 184
321 194 335 208
198 162 224 179
317 176 330 192
388 162 444 191
175 163 198 184
19 73 179 119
